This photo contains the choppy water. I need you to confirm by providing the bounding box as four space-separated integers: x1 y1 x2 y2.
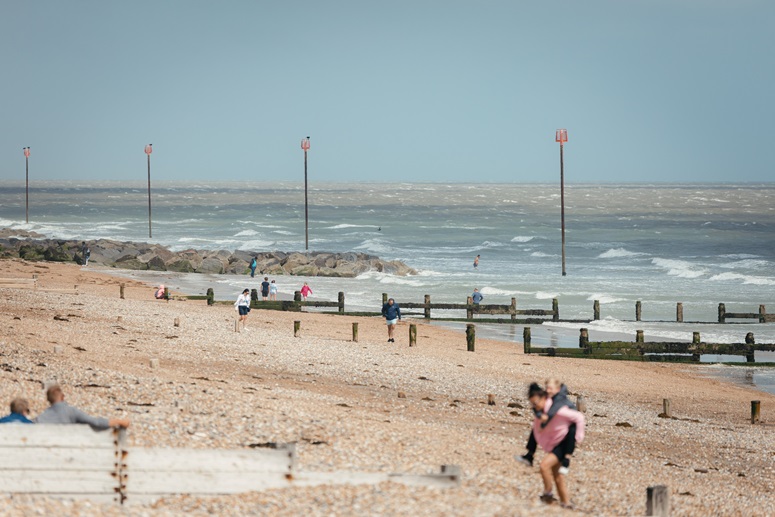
2 181 774 391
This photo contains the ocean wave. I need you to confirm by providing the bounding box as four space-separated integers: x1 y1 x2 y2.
324 224 379 230
354 238 393 255
598 248 646 259
535 291 558 300
271 230 295 236
530 251 554 258
719 259 770 270
586 294 627 304
511 236 534 243
651 258 707 278
709 272 775 286
479 286 522 297
234 230 258 237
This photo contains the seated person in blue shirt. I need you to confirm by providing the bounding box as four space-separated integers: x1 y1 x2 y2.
0 397 34 424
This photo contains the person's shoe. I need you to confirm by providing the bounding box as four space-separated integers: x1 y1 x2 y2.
514 454 533 467
559 502 575 510
539 492 556 504
558 465 569 476
390 338 395 343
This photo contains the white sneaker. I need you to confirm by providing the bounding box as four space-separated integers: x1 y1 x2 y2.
558 466 569 476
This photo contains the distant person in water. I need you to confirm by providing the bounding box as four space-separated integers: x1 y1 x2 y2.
261 277 270 301
473 254 480 269
249 257 257 278
82 242 90 267
300 282 313 300
381 298 401 343
269 279 278 301
471 288 483 305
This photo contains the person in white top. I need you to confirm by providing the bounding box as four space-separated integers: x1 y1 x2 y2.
234 288 251 328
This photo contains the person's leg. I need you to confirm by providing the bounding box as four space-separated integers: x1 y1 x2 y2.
552 463 570 504
539 453 560 500
559 424 576 469
526 430 537 458
388 323 395 340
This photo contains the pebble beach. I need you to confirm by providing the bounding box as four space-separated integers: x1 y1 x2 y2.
1 259 774 516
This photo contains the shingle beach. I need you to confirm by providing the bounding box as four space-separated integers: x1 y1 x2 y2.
1 259 773 516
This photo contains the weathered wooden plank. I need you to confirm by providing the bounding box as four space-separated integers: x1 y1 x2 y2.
0 469 118 494
723 312 759 320
0 447 118 470
127 447 295 473
0 426 118 448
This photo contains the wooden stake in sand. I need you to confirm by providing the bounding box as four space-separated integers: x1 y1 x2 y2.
234 320 240 333
120 284 125 299
294 320 301 338
523 327 531 354
174 317 180 328
646 485 669 516
487 394 495 406
593 300 600 320
352 322 359 342
206 288 214 306
466 324 475 352
150 358 159 369
576 395 586 413
751 400 761 424
636 330 644 343
409 324 417 347
662 399 671 418
676 302 683 322
636 301 642 322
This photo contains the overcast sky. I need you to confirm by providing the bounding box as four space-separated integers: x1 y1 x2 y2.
1 1 773 183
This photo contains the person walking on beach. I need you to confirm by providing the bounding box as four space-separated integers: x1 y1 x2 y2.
249 257 258 278
82 242 91 267
471 288 483 305
517 378 577 471
525 382 585 508
261 277 270 301
300 282 312 300
36 385 130 430
381 297 401 343
269 279 278 301
473 254 480 269
234 288 251 328
0 398 33 424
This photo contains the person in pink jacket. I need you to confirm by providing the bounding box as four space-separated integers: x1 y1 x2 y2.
300 282 313 300
527 382 586 508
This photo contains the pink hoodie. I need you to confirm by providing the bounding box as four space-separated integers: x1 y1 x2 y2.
532 398 586 452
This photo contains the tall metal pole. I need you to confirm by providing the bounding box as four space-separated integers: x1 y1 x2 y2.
145 144 153 238
24 147 30 224
560 142 566 276
301 137 310 251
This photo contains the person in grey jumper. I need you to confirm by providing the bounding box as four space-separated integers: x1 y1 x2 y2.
36 385 130 431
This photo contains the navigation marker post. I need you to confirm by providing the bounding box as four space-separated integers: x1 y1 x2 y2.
23 147 30 223
555 129 568 276
301 136 310 251
145 144 153 238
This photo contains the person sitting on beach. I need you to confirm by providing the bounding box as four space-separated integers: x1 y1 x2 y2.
381 297 401 343
517 378 577 470
269 279 278 301
261 277 270 301
154 284 166 299
525 382 585 508
234 288 251 328
471 288 483 305
36 385 129 431
300 282 312 300
0 397 34 424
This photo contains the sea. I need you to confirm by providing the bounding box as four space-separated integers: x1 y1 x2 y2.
2 181 774 394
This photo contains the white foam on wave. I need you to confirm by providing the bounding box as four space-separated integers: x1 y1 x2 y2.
234 229 258 237
719 259 770 270
586 293 627 304
324 224 379 230
354 238 393 255
709 272 775 286
531 251 555 258
357 270 426 287
480 286 521 297
651 258 707 278
598 248 646 259
272 230 295 236
511 236 534 243
535 291 558 300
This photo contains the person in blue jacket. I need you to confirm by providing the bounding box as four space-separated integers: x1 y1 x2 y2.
471 288 484 304
381 297 401 343
0 398 34 424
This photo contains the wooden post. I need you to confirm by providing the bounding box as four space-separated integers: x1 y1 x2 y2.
466 324 475 352
382 292 388 305
120 283 125 299
692 332 701 344
523 327 531 354
294 291 302 302
759 305 766 324
576 395 586 413
718 303 726 323
593 300 600 320
552 298 559 322
150 358 159 369
338 291 345 314
251 289 258 302
751 400 761 424
676 302 683 323
487 394 495 406
424 294 431 319
352 322 358 343
636 330 644 343
409 323 417 347
294 320 301 337
164 287 169 301
662 399 671 418
206 288 214 306
117 316 123 323
692 332 702 362
579 328 589 348
635 301 642 322
466 296 473 319
646 485 669 516
745 330 755 363
510 297 517 321
234 320 240 333
173 317 180 327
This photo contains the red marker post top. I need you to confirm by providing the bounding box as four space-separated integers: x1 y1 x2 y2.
144 144 153 155
555 129 568 144
301 137 310 151
23 147 30 158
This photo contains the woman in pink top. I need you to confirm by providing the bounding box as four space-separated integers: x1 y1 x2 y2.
300 282 313 300
527 382 586 508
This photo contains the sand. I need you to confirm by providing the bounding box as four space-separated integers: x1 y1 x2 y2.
1 258 774 516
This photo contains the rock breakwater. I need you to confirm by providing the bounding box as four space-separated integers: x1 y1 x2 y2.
0 230 416 278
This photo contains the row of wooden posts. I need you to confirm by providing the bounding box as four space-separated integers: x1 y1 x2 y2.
523 327 775 363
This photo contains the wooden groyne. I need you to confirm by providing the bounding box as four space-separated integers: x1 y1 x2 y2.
524 329 775 363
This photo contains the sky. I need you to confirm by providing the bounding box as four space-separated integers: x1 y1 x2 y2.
1 1 773 183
